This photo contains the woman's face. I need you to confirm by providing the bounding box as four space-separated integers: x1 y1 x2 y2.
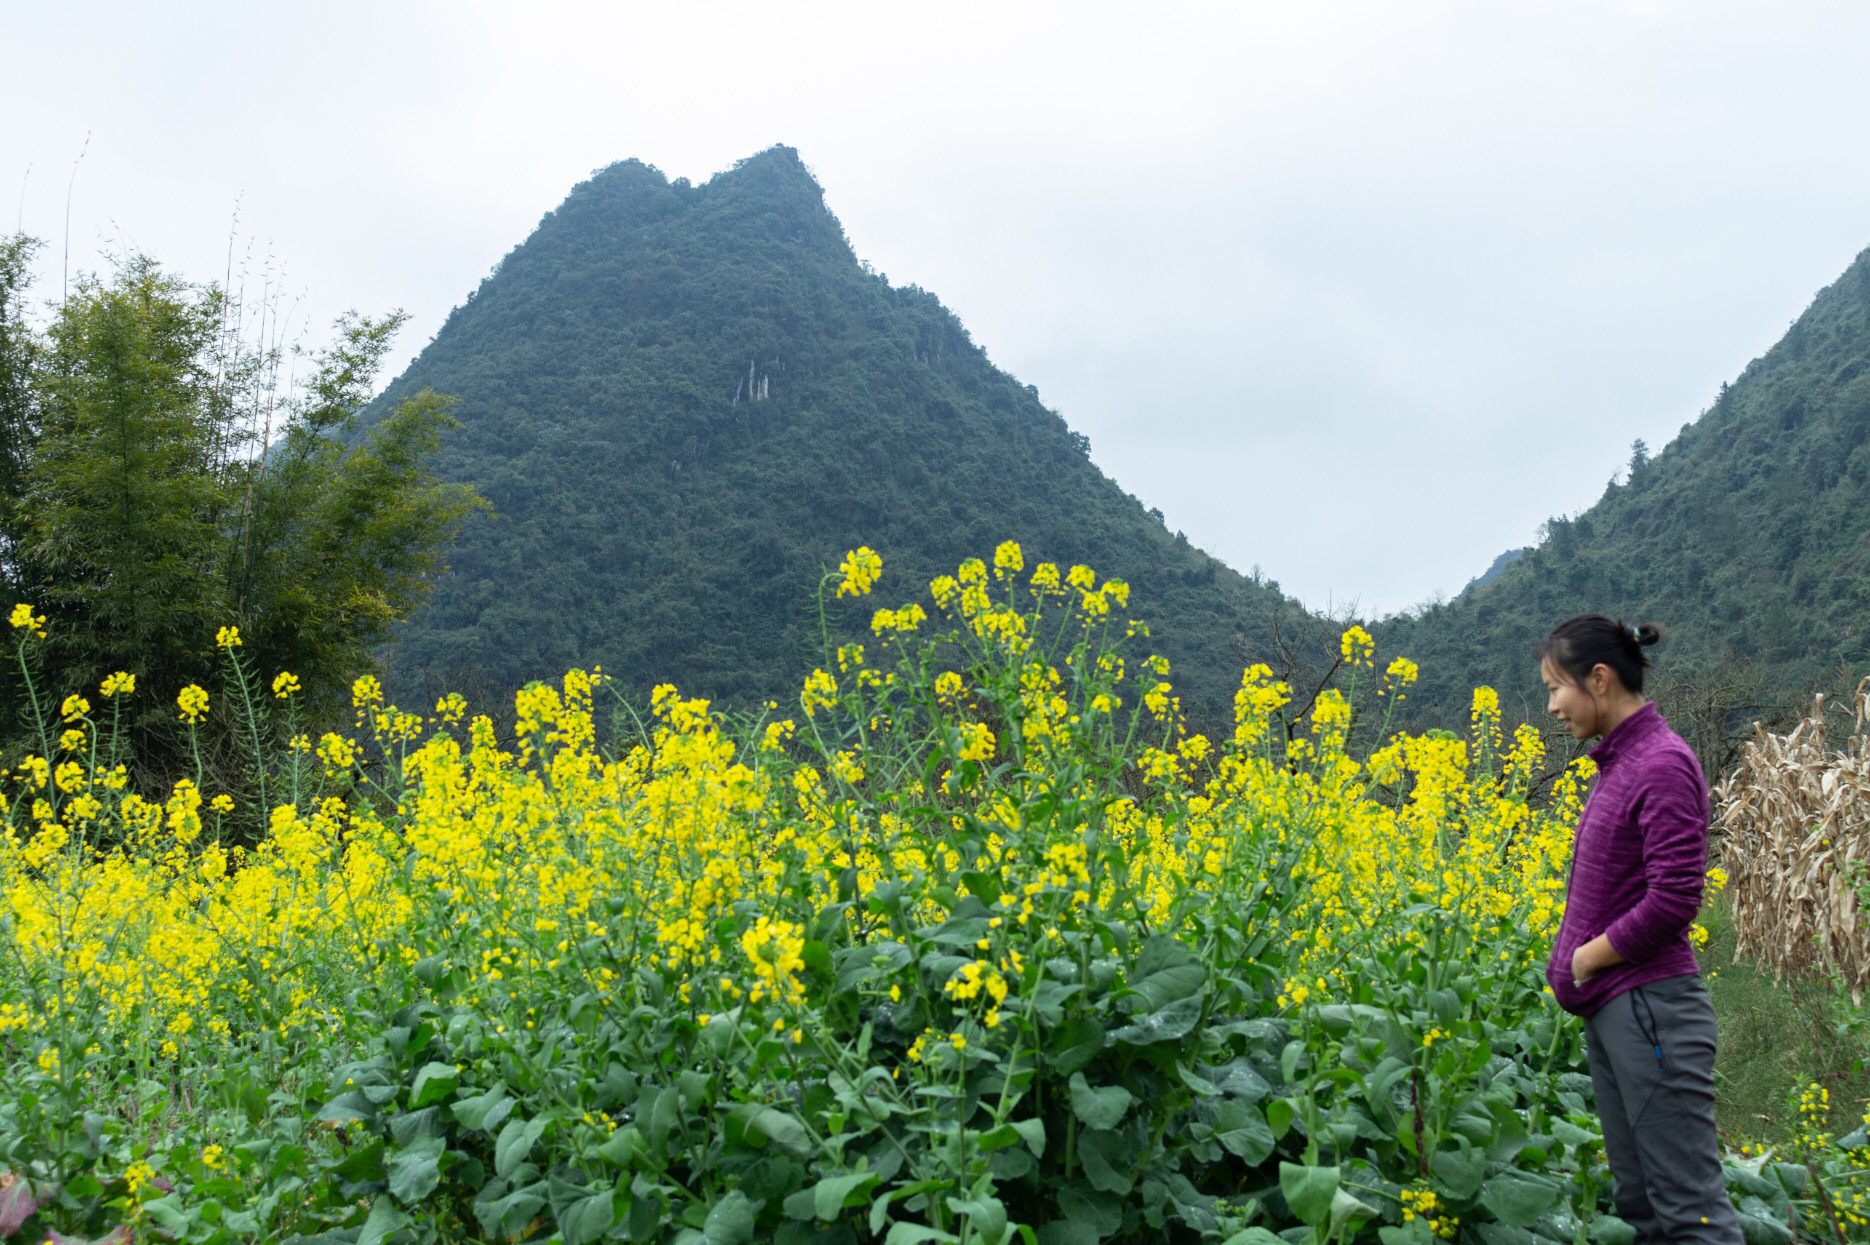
1541 657 1605 741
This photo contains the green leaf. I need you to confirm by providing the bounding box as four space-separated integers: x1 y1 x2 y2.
138 1195 191 1236
495 1115 546 1179
387 1136 444 1205
1214 1100 1276 1164
558 1188 618 1245
1068 1073 1134 1130
1047 1016 1106 1074
886 1223 960 1245
1587 1215 1637 1245
1036 1221 1100 1245
1057 1187 1121 1236
408 1060 460 1109
1551 1119 1597 1148
316 1090 378 1125
388 1107 441 1147
452 1082 513 1133
1431 1142 1485 1199
597 1125 645 1167
728 1104 814 1159
1077 1129 1134 1195
1123 935 1206 1011
1479 1171 1563 1228
786 1172 877 1221
703 1190 757 1245
1278 1163 1340 1229
1212 1058 1272 1102
1330 1188 1378 1234
1221 1230 1288 1245
1109 995 1202 1045
979 1119 1044 1154
1265 1097 1295 1140
357 1196 410 1245
474 1185 546 1239
947 1195 1009 1245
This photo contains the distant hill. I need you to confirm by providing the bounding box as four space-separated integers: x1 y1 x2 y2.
371 147 1301 718
1382 246 1870 733
1462 548 1526 595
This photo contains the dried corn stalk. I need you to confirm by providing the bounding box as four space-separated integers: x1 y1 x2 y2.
1714 681 1870 1001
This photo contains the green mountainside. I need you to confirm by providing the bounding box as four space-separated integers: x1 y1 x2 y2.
1382 247 1870 736
372 147 1297 718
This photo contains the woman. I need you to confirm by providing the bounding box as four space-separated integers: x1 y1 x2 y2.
1539 615 1740 1244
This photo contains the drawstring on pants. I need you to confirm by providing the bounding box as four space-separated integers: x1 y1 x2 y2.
1632 986 1665 1071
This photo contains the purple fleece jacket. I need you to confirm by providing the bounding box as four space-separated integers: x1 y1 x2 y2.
1545 702 1707 1017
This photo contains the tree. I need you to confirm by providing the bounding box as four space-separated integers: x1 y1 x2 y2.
0 238 481 743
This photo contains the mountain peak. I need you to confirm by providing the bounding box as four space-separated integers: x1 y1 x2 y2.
375 148 1296 716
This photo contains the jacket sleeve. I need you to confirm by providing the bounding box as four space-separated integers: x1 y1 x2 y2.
1604 750 1708 963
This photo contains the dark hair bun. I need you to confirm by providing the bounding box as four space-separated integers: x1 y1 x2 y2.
1633 622 1664 648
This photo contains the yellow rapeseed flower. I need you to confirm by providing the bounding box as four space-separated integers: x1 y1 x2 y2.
272 671 301 699
836 546 883 598
99 671 136 697
215 625 242 649
177 684 210 723
7 603 46 637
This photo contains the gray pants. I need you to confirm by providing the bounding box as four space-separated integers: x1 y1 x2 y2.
1582 974 1742 1245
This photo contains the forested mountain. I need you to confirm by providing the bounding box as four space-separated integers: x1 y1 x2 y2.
1382 246 1870 736
372 147 1297 717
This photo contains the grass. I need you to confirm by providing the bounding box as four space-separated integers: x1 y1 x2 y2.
1701 893 1869 1144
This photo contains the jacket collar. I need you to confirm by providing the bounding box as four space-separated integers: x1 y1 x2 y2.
1589 700 1661 768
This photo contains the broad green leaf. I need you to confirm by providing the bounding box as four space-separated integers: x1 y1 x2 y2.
1279 1163 1340 1229
1036 1221 1100 1245
1077 1129 1134 1195
946 1194 1009 1245
1068 1073 1134 1130
357 1196 410 1245
387 1136 444 1205
1265 1097 1295 1140
316 1090 378 1125
980 1119 1045 1155
1211 1058 1272 1102
1047 1016 1105 1074
1551 1119 1597 1148
559 1188 617 1245
1431 1143 1485 1199
598 1125 646 1167
495 1115 546 1179
1479 1171 1563 1228
1109 995 1202 1045
1587 1216 1636 1245
1330 1188 1378 1234
813 1172 880 1220
886 1223 960 1245
1222 1229 1288 1245
1123 935 1206 1011
1214 1100 1276 1164
388 1106 441 1146
408 1060 460 1108
452 1082 513 1134
1057 1187 1121 1236
728 1104 814 1159
703 1190 757 1245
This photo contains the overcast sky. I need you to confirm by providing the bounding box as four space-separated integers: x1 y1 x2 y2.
13 1 1870 616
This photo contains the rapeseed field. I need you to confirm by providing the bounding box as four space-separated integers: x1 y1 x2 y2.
0 546 1855 1244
